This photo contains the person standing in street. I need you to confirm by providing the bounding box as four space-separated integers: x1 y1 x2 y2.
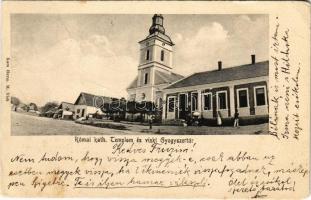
234 109 239 127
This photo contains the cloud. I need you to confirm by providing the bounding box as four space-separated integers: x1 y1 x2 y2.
173 16 268 75
80 35 116 56
172 33 183 44
174 22 229 75
196 22 228 42
11 14 268 106
12 34 137 105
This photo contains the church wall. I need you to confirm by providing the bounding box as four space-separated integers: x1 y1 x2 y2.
139 45 154 66
138 67 152 87
134 86 154 102
126 89 136 101
153 45 171 68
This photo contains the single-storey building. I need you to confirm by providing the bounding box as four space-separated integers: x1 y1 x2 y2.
162 55 269 120
73 92 114 119
58 102 75 119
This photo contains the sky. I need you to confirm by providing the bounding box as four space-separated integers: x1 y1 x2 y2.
11 14 268 106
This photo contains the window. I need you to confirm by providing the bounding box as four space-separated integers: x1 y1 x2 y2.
161 50 165 61
178 93 188 111
144 73 148 84
237 89 248 108
191 92 198 111
217 91 227 110
77 109 80 113
203 93 212 110
141 93 146 100
255 87 266 106
168 97 175 112
146 50 150 60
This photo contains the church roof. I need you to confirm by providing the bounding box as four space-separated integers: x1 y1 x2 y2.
127 77 138 89
154 70 184 85
144 32 174 45
165 61 269 89
127 71 184 90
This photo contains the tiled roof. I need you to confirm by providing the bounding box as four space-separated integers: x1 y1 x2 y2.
46 107 58 113
58 102 74 110
165 61 269 89
127 71 184 89
74 92 116 107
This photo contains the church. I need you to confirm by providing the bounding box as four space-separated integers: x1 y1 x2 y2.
127 14 269 122
126 14 184 106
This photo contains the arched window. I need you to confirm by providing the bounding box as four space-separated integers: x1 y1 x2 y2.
146 50 150 60
161 50 165 61
144 73 148 84
141 93 146 100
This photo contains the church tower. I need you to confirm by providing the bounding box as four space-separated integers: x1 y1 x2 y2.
137 14 174 90
127 14 183 102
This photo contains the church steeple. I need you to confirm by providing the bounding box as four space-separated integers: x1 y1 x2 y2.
149 14 165 35
138 14 174 74
127 14 183 103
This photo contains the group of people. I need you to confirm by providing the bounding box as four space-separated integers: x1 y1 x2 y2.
147 109 240 129
217 109 240 127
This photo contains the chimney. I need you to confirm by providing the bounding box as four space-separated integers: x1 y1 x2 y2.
218 61 222 70
251 54 256 64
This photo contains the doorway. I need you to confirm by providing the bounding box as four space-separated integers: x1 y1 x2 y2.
179 93 188 119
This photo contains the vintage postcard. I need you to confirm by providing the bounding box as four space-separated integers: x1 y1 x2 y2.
0 1 310 198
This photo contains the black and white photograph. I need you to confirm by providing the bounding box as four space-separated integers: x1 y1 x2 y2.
11 14 269 135
2 1 310 198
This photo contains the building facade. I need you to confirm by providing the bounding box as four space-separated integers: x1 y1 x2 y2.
73 92 111 119
127 14 183 105
58 102 74 119
162 56 269 120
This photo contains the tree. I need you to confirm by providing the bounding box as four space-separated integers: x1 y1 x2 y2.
11 96 20 106
41 102 59 113
29 103 38 111
100 98 127 121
